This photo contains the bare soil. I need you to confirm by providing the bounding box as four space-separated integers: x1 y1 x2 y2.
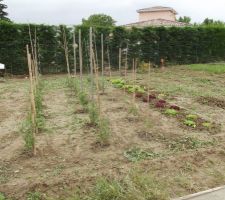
0 68 225 199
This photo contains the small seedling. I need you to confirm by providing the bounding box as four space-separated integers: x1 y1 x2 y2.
186 114 198 121
202 122 212 128
165 109 178 116
184 120 196 128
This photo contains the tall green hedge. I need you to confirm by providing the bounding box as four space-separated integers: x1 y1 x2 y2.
1 21 225 75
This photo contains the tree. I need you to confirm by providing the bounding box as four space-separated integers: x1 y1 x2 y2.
178 16 191 23
202 18 225 26
82 14 116 27
0 0 10 22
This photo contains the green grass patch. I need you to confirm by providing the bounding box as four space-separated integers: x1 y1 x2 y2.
169 137 215 151
124 147 160 162
189 64 225 74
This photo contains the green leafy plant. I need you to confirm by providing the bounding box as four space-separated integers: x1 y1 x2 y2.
184 120 196 128
124 147 160 162
186 114 198 121
202 122 212 128
165 109 178 116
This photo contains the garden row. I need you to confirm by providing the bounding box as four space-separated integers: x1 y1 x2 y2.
110 79 221 134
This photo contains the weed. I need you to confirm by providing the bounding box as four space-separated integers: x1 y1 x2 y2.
0 193 6 200
184 120 196 128
20 114 35 151
128 105 139 116
88 103 99 126
74 173 169 200
97 118 110 145
27 192 42 200
165 109 178 116
124 147 160 162
78 91 89 109
169 137 215 151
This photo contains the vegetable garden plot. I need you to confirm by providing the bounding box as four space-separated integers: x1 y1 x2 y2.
110 78 221 134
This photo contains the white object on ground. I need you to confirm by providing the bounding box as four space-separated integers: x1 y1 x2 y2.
0 63 5 69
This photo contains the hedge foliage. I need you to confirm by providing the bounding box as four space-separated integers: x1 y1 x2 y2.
1 21 225 74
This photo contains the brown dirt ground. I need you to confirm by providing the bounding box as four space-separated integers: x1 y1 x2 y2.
0 72 225 199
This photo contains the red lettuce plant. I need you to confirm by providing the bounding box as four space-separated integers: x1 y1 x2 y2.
170 105 180 111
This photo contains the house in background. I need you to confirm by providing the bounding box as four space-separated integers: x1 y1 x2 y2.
125 6 188 28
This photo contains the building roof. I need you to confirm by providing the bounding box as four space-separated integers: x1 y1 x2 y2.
137 6 178 15
124 18 188 28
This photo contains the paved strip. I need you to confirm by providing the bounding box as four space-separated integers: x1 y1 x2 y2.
174 186 225 200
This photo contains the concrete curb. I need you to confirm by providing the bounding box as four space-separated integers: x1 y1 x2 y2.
173 185 225 200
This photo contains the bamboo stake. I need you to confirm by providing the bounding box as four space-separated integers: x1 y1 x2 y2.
148 61 151 103
62 26 71 77
26 45 36 156
73 28 77 76
79 29 83 91
125 45 128 77
92 48 101 113
107 45 111 78
101 34 104 77
34 27 39 85
132 58 136 104
119 48 122 76
89 27 94 100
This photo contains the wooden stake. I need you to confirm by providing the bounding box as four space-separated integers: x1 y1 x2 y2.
26 45 36 156
119 48 122 76
79 29 83 91
148 61 151 103
73 28 77 76
132 58 135 104
89 27 94 100
62 26 71 77
92 48 101 113
107 45 111 78
101 34 104 77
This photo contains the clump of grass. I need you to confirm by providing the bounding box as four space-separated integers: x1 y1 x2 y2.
88 103 99 126
20 114 35 151
27 191 42 200
169 137 215 151
0 193 6 200
78 91 89 109
165 109 178 116
189 64 225 74
184 120 196 128
35 83 45 131
128 105 139 116
73 173 169 200
97 118 110 145
124 147 160 162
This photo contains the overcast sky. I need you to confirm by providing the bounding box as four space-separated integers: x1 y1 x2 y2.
6 0 225 25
